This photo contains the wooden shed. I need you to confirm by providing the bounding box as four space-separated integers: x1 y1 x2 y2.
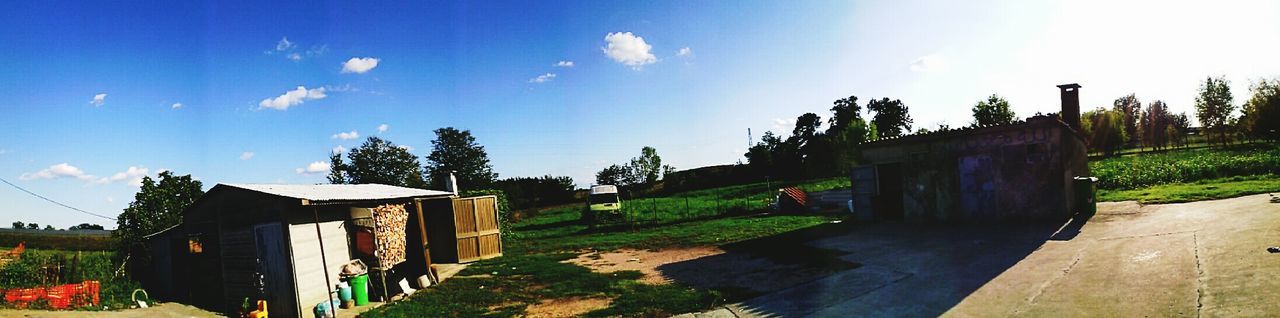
419 196 503 263
139 183 502 318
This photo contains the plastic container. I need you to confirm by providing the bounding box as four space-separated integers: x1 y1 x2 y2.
350 274 370 306
1073 176 1098 216
337 283 352 302
313 301 333 318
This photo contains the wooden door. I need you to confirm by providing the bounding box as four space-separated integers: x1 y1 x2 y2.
253 223 294 318
453 196 502 263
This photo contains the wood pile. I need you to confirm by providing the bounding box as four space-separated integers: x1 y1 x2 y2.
372 204 408 267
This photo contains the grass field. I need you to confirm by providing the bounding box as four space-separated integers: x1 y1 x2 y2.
0 230 113 251
1090 143 1280 190
1097 174 1280 204
0 249 141 310
365 178 844 317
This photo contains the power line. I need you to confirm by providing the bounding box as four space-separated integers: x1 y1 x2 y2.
0 177 117 221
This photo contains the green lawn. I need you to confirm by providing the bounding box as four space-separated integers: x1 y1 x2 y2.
1097 174 1280 204
365 178 843 317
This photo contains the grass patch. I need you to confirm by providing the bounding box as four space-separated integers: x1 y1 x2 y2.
1097 174 1280 204
371 178 845 317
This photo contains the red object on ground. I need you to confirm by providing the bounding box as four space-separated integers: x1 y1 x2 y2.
777 187 808 213
7 242 24 258
1 280 99 309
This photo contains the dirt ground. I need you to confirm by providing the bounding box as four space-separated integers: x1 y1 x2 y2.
675 193 1280 317
0 302 220 318
568 247 725 284
522 296 612 318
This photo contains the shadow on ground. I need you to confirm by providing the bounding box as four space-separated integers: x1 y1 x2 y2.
659 214 1092 317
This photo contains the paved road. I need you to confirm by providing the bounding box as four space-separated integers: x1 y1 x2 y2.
682 194 1280 317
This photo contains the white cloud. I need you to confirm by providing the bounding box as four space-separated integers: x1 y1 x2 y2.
332 130 359 140
909 54 949 73
295 161 330 174
341 57 381 74
528 73 557 83
275 37 295 51
332 145 347 154
377 124 389 133
20 163 151 186
287 53 302 61
325 84 359 92
554 61 575 68
602 32 657 69
97 166 149 186
20 163 92 181
258 86 327 110
676 47 693 57
90 93 106 107
171 103 183 109
239 152 255 160
771 118 791 134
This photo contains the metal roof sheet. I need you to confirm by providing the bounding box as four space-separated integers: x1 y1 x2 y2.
220 183 453 202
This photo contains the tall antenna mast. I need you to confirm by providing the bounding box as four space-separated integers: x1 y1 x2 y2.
747 128 753 148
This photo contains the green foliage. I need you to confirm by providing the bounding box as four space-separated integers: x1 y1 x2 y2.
425 127 499 190
114 171 202 259
1195 75 1236 146
1082 108 1129 155
1139 100 1174 150
0 249 142 310
595 164 630 187
594 146 674 190
1097 175 1280 204
1242 78 1280 141
329 136 427 188
867 97 912 138
495 175 576 210
1113 94 1142 144
11 222 22 229
1089 144 1280 190
971 94 1016 127
0 231 112 251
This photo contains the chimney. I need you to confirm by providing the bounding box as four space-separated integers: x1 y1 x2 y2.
445 171 459 195
1057 83 1082 130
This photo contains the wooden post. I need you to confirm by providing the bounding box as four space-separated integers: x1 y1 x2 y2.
684 197 690 220
650 198 657 224
310 205 335 313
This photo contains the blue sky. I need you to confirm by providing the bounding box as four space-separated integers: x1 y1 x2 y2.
4 1 1280 228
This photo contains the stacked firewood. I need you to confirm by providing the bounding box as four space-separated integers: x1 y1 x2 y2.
372 204 408 267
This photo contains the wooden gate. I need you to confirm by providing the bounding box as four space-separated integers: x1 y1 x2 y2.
422 196 503 263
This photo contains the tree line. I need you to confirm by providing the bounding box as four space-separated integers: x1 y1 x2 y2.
9 222 105 231
1082 75 1280 155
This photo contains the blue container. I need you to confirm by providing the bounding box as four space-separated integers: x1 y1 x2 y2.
337 284 353 302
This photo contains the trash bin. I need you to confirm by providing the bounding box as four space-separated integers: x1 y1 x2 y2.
1073 176 1098 216
350 274 370 306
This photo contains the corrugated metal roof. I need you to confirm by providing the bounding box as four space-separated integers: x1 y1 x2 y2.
220 183 453 202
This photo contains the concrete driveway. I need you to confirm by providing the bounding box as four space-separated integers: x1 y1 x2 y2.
687 194 1280 317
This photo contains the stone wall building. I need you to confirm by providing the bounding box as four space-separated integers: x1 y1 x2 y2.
852 84 1090 221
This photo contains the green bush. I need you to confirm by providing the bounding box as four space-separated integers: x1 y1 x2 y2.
1090 144 1280 190
0 249 141 310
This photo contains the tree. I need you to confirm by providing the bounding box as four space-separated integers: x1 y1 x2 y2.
25 223 37 230
328 137 427 188
114 171 204 258
1139 100 1172 150
1195 76 1236 146
1113 94 1143 145
1081 108 1128 156
826 95 862 136
43 225 54 231
1242 78 1280 142
867 98 913 138
425 127 498 190
68 223 105 230
1171 112 1192 147
496 175 576 209
11 221 22 229
971 94 1016 127
595 164 630 186
628 146 668 185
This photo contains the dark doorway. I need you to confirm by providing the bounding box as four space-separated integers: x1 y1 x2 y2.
874 163 905 220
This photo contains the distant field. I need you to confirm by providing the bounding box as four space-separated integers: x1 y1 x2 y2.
1090 143 1280 190
0 229 113 251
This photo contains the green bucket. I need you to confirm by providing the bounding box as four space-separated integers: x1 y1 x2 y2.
350 274 370 306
